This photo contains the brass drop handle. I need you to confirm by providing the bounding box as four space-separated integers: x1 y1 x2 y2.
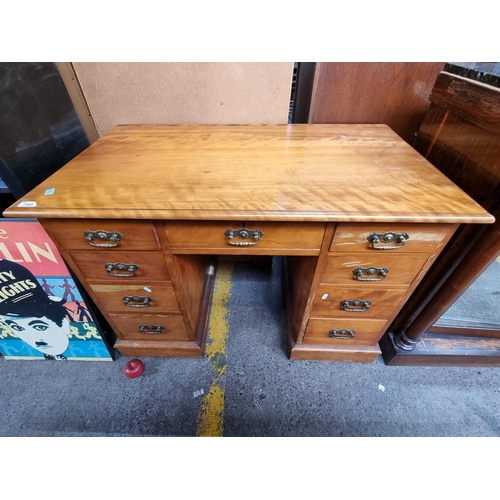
123 295 152 308
84 229 123 248
224 227 264 246
340 299 372 312
138 324 164 335
352 266 389 281
367 231 409 250
329 329 356 339
104 262 139 277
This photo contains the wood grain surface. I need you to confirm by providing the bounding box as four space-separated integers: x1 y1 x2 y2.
321 253 429 286
165 220 325 254
70 250 171 282
109 312 188 341
430 72 500 135
4 124 493 224
311 285 406 319
308 63 445 144
112 339 200 358
89 282 180 313
304 318 387 346
42 219 160 250
289 342 381 362
329 223 453 253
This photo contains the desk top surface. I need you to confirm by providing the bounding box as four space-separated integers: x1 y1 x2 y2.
4 124 494 223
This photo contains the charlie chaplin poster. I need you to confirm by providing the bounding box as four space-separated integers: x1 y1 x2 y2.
0 220 112 360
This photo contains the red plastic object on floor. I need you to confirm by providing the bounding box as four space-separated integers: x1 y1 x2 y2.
124 359 144 378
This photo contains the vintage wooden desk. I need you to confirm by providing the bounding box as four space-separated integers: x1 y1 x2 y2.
4 124 494 362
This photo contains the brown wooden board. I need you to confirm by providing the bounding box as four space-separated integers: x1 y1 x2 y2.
308 62 445 144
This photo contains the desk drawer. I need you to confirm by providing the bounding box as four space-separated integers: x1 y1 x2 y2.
109 313 189 341
43 219 160 251
322 253 428 286
89 283 180 313
164 221 325 254
304 318 387 346
70 251 170 282
330 223 450 253
311 285 406 319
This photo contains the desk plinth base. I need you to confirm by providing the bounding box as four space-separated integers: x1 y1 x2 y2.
289 342 381 363
380 332 500 367
114 339 203 358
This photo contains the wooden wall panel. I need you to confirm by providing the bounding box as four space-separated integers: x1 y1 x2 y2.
308 62 445 144
72 62 294 137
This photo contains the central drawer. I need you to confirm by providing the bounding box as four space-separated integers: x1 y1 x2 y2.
164 221 326 254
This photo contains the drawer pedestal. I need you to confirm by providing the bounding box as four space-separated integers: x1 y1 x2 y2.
284 222 458 361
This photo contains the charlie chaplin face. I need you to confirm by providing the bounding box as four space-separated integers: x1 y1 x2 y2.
0 315 70 356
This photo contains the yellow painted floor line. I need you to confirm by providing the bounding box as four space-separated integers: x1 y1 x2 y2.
196 261 234 437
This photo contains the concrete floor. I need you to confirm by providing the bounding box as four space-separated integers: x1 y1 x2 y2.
1 258 500 438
